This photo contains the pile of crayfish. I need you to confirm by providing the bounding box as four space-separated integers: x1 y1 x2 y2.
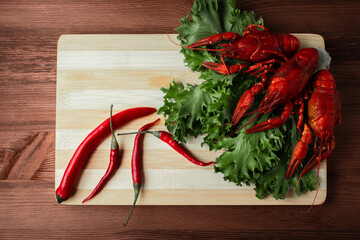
182 24 341 198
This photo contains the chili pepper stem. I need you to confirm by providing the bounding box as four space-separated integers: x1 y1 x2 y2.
110 104 119 150
117 130 161 138
56 194 65 204
123 183 141 227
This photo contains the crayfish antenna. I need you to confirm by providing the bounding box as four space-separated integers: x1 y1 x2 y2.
166 32 222 52
302 147 322 214
237 111 263 132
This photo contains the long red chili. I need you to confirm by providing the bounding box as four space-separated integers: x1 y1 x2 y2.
55 107 156 204
118 130 214 166
82 105 121 203
123 118 160 227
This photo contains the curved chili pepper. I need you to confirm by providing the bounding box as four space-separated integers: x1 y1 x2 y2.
82 105 121 203
55 107 156 204
118 130 214 167
123 118 160 227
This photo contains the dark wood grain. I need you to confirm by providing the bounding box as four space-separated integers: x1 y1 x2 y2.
1 0 359 239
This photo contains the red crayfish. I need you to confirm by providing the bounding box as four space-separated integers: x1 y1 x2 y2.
287 69 341 179
185 24 300 76
230 48 341 178
231 47 319 130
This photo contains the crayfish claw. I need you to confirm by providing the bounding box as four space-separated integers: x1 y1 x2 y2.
231 88 259 125
286 124 312 178
202 62 229 75
188 32 240 48
286 142 309 178
202 62 248 75
232 107 249 126
300 137 335 177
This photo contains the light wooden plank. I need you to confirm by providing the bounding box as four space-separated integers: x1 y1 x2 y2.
295 33 325 49
58 34 181 51
55 148 326 170
55 111 164 129
55 167 327 190
57 51 186 70
57 89 164 110
57 69 201 90
65 189 327 206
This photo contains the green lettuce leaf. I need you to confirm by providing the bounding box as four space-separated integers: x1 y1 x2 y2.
214 113 284 185
175 0 222 46
228 9 264 33
176 0 263 72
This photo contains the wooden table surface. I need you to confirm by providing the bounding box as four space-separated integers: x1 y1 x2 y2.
1 0 359 239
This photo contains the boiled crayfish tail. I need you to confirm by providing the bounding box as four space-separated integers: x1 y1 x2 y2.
286 124 312 178
188 32 240 48
245 101 293 134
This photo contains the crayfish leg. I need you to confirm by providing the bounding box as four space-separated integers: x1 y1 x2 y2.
245 101 293 134
242 24 268 37
296 102 305 133
242 58 282 80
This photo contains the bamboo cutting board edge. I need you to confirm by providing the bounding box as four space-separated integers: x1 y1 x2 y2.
56 33 327 205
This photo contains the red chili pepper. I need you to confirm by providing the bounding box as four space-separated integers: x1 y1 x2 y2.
82 105 121 203
157 131 214 166
55 107 156 204
118 130 214 167
123 118 160 227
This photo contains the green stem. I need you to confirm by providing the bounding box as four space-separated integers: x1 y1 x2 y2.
117 130 153 135
55 194 65 204
123 183 141 227
117 130 161 138
110 104 119 149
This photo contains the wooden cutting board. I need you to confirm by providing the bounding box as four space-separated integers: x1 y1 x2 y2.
56 34 327 205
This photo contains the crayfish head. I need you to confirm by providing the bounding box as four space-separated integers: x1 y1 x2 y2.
261 87 283 112
234 37 258 60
